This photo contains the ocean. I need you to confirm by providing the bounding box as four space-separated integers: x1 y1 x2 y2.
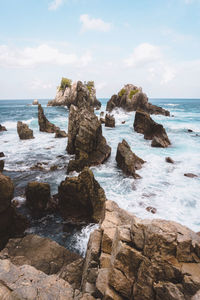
0 98 200 255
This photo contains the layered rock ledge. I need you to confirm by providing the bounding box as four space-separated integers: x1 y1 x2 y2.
134 110 171 148
106 84 170 116
48 78 101 109
67 105 111 173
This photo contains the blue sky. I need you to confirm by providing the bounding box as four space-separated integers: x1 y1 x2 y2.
0 0 200 99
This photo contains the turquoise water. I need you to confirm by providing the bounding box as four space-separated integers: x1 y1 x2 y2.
0 98 200 253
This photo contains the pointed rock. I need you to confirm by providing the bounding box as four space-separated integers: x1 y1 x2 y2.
38 104 59 133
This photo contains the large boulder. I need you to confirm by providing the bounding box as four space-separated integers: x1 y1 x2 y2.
81 200 200 300
116 139 145 178
25 181 51 217
0 124 7 131
48 78 101 109
58 167 106 223
67 105 111 173
0 174 28 250
17 121 34 140
106 84 170 116
134 110 171 148
38 104 59 133
105 114 115 128
0 234 80 275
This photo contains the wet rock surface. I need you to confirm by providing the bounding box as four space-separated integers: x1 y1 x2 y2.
106 84 170 116
67 105 111 173
17 121 34 140
55 128 68 138
38 104 59 133
0 124 7 131
116 139 145 178
105 113 115 128
134 110 171 148
184 173 198 178
58 167 106 223
165 156 175 164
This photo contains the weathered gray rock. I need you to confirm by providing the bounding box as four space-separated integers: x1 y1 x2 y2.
17 121 34 140
55 129 67 138
67 105 111 173
134 110 171 148
116 139 145 178
106 84 170 116
58 167 106 223
105 114 115 128
48 79 101 109
38 104 59 133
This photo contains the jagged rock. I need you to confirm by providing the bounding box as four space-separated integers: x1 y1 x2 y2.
106 84 170 116
58 167 106 223
105 114 115 128
38 104 59 133
0 152 5 157
25 181 51 217
116 139 145 178
58 258 84 289
0 234 80 275
0 259 74 299
0 124 7 131
134 110 171 148
165 157 174 164
184 173 198 178
0 174 28 250
67 105 111 173
55 128 67 138
0 160 4 172
48 79 101 109
81 200 200 300
32 99 39 105
17 121 34 140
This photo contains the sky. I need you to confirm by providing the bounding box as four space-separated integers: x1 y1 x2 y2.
0 0 200 99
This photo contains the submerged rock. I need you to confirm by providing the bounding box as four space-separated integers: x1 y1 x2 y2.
67 105 111 173
25 181 51 217
17 121 34 140
55 128 67 138
184 173 198 178
0 124 7 132
48 79 101 109
32 99 39 105
134 110 171 148
38 104 59 133
58 167 106 223
165 156 175 164
81 200 200 300
105 113 115 128
106 84 170 116
116 139 145 178
146 206 157 214
0 160 4 172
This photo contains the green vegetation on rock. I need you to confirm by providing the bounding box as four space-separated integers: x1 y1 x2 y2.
119 88 126 97
59 77 72 91
129 89 139 99
86 81 94 95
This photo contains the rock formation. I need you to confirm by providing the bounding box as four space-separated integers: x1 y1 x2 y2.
105 114 115 128
134 110 171 148
184 173 198 178
32 99 39 105
58 167 106 223
0 152 5 157
81 200 200 300
0 124 7 131
0 174 28 250
38 104 59 133
116 139 145 178
106 84 170 116
25 181 51 217
17 121 34 140
165 157 174 164
67 105 111 173
55 128 68 138
0 160 4 172
48 78 101 109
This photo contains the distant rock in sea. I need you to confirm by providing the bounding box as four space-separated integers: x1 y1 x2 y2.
38 104 59 133
47 78 101 109
32 99 39 105
106 83 170 116
134 110 171 148
17 121 34 140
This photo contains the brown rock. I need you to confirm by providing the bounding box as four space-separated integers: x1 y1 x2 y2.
100 117 105 124
0 173 14 213
25 181 51 217
58 167 106 222
146 206 157 214
0 124 7 131
106 84 170 116
58 258 84 289
67 105 111 173
32 99 39 105
0 152 5 157
184 173 198 178
38 104 59 133
134 110 171 148
116 139 145 178
165 157 174 164
17 121 34 140
55 129 67 138
0 160 4 172
105 114 115 128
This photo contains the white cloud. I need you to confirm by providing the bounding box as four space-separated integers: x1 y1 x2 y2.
0 44 91 68
48 0 63 10
30 79 53 90
80 14 112 32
